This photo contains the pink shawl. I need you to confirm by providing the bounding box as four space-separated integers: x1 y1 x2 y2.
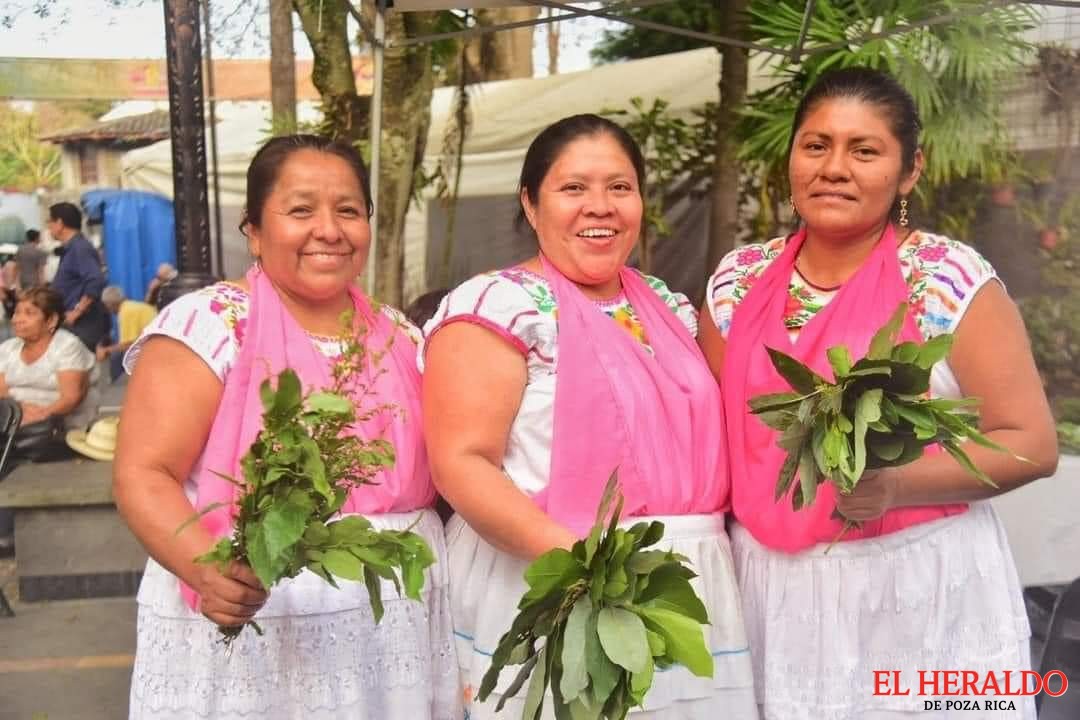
537 256 729 537
722 225 966 553
181 266 432 609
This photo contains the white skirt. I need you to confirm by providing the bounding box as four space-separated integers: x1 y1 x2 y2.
447 512 759 719
731 502 1035 720
128 509 462 720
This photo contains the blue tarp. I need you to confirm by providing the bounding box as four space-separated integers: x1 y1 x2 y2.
82 189 176 302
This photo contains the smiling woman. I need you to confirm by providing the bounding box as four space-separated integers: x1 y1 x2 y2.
698 67 1058 720
112 135 461 719
421 114 758 718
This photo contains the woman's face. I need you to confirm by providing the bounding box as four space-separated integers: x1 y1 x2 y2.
789 97 923 240
12 301 55 341
247 149 370 303
522 133 643 292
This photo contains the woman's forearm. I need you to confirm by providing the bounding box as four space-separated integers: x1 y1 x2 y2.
891 427 1059 507
113 468 219 589
435 454 577 560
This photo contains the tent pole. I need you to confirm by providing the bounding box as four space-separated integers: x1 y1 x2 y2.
367 0 386 296
202 0 224 278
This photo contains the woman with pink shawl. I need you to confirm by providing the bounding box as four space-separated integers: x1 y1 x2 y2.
421 115 757 719
699 68 1059 719
113 136 460 719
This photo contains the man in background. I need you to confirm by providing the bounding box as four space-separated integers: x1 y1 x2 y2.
16 229 47 290
46 202 108 351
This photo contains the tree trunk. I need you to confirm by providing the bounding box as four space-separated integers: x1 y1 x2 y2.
465 7 538 81
292 0 367 145
707 0 749 277
374 11 436 307
546 7 560 75
270 0 297 135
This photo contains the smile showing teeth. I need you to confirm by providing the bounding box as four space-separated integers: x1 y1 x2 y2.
578 228 616 238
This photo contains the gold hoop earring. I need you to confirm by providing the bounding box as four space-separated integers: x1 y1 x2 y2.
789 196 797 215
899 198 909 227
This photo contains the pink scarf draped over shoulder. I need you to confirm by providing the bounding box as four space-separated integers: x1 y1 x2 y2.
721 226 967 553
180 266 433 609
536 256 729 537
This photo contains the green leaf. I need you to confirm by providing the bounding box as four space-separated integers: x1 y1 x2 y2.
766 347 826 394
635 606 714 678
500 648 542 703
271 369 303 417
598 607 650 674
851 388 884 482
890 341 921 364
401 555 426 600
593 470 621 528
796 441 818 509
560 598 592 701
363 565 385 623
867 303 909 360
773 451 799 500
306 391 353 415
868 434 906 462
322 548 364 581
826 345 852 378
519 644 548 719
327 515 374 544
523 548 582 602
748 391 805 413
261 499 310 563
639 574 709 625
245 523 288 588
916 333 954 369
630 656 655 706
585 607 620 707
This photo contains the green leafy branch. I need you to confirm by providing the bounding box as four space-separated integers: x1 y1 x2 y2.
187 311 434 644
479 473 713 720
750 303 1021 535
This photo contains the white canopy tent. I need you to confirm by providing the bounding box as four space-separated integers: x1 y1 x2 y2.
121 47 760 300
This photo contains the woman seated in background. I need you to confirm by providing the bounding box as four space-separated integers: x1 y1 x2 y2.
0 286 97 430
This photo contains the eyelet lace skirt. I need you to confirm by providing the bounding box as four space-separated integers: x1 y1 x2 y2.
128 509 462 720
731 502 1035 720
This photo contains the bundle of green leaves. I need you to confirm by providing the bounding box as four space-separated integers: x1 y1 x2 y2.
188 316 434 643
478 474 714 720
750 302 1011 514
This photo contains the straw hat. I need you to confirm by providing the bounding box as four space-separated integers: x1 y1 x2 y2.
66 416 119 462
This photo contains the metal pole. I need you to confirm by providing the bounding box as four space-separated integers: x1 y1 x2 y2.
161 0 217 307
367 0 386 296
202 0 224 278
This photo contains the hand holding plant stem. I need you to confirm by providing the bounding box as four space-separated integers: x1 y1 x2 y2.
181 312 435 644
750 302 1022 543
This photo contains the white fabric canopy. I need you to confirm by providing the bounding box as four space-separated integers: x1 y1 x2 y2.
120 48 746 293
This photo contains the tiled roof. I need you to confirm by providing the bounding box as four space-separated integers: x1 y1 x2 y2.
40 110 171 144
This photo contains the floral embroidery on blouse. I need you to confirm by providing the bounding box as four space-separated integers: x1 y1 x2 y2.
204 282 249 346
195 282 418 354
484 266 693 351
708 230 996 340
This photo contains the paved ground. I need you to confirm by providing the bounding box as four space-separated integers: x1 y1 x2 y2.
0 559 136 720
0 373 134 720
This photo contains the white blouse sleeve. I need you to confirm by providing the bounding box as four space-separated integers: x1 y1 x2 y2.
123 283 246 382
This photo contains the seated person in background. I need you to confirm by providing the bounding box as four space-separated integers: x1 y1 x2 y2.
143 262 177 307
0 287 98 430
97 285 158 380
